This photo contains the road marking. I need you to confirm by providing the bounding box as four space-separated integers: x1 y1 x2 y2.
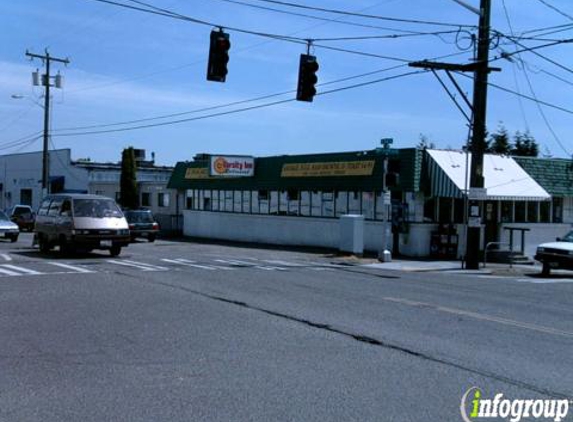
173 258 234 270
0 264 43 275
48 262 95 274
0 254 12 261
262 259 305 267
383 296 573 339
215 259 286 271
0 267 24 276
162 259 216 270
108 260 168 271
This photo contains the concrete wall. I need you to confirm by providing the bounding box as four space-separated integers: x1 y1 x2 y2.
500 223 573 258
183 210 339 249
183 211 439 257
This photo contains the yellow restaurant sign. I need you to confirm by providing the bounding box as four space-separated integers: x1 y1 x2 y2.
184 167 209 179
281 160 375 178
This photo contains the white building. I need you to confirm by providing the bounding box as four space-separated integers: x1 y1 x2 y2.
0 149 178 226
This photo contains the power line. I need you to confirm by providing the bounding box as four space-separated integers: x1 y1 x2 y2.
245 0 475 28
535 0 573 21
501 0 570 156
55 50 468 133
52 69 427 137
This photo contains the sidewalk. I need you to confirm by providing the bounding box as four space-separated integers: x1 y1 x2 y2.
331 255 545 277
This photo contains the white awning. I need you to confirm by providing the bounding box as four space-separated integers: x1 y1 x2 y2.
426 149 551 201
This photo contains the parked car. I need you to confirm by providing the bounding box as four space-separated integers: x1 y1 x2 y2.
6 205 35 231
0 211 19 242
534 231 573 276
124 209 159 242
34 194 130 256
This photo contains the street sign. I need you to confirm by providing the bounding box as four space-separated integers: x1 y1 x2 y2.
375 148 399 156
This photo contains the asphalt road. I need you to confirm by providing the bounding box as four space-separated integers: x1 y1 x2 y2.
0 234 572 421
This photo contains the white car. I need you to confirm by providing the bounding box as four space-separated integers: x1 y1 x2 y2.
535 231 573 276
0 211 20 242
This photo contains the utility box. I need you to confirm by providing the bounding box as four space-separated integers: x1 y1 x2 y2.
339 214 364 256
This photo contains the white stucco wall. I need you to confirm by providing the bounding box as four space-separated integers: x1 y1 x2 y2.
183 210 340 249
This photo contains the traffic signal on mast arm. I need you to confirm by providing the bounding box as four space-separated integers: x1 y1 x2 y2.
296 54 319 102
207 29 231 82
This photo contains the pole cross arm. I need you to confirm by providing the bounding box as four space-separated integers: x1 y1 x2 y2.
408 60 500 73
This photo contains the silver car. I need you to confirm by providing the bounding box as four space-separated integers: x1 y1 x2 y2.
0 211 19 242
35 194 130 256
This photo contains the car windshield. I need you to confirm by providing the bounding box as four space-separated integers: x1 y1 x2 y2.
125 211 154 223
73 198 123 218
561 231 573 242
0 211 10 221
13 207 31 216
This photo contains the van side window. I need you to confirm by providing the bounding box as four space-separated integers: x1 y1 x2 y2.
38 199 51 216
60 200 72 216
47 199 63 216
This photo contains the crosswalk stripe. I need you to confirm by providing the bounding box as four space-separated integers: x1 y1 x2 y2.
0 267 24 276
215 259 286 271
174 258 234 270
48 262 95 273
161 259 216 270
262 259 305 267
0 254 12 261
0 265 43 275
108 260 168 271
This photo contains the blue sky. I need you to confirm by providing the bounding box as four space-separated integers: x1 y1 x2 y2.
0 0 571 165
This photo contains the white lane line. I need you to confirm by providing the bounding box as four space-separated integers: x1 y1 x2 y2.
215 259 286 271
0 267 23 276
162 259 216 270
108 260 168 271
0 265 43 275
383 296 573 339
0 254 12 261
262 259 305 267
48 262 95 274
174 258 234 270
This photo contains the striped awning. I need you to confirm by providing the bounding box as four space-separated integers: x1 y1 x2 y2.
426 149 551 201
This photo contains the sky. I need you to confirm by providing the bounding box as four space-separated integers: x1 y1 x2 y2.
0 0 572 166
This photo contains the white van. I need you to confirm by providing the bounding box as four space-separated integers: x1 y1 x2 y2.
35 194 130 256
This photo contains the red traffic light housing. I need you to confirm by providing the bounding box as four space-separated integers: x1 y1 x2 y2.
297 54 319 102
207 30 231 82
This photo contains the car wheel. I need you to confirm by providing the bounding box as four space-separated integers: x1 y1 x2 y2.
38 235 51 253
148 234 156 243
110 245 122 257
10 235 18 243
541 262 551 277
59 236 74 255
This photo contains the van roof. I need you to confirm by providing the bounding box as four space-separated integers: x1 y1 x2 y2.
44 194 115 200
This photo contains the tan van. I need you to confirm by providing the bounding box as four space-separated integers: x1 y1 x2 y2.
35 194 130 256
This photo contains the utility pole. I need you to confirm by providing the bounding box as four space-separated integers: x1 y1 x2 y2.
409 0 495 269
466 0 492 270
25 49 69 198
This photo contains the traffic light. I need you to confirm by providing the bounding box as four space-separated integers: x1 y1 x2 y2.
296 54 319 102
207 30 231 82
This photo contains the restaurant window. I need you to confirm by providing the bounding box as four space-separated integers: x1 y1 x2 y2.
424 197 436 222
553 197 563 223
514 201 526 222
540 201 550 223
501 201 513 223
527 202 538 223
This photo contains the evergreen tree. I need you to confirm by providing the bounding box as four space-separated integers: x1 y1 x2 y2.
120 147 138 209
417 134 435 150
489 123 512 155
512 131 539 157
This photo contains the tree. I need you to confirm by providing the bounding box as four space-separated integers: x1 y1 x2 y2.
120 147 138 209
417 134 435 150
488 123 512 155
512 131 539 157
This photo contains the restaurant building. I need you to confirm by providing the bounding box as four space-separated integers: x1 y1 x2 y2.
168 148 571 258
